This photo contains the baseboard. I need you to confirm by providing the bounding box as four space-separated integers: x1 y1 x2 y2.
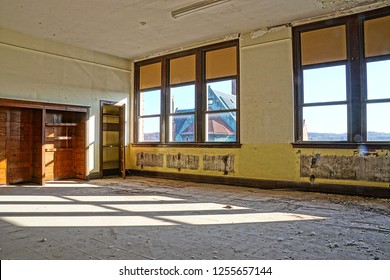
87 172 101 180
127 169 390 198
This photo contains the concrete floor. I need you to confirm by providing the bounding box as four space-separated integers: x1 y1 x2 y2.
0 176 389 260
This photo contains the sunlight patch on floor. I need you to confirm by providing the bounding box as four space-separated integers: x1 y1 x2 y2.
64 195 184 202
45 181 99 188
157 212 325 225
104 203 248 212
0 196 71 202
0 194 326 227
0 216 176 227
0 204 117 213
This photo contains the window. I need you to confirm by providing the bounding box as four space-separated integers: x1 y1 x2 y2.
137 62 161 142
293 8 390 145
134 41 239 145
169 54 196 143
205 46 238 142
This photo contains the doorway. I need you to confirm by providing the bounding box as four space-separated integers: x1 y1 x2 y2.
100 101 125 178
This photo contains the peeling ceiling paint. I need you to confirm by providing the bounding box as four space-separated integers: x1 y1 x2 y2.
0 0 389 59
250 25 289 39
317 0 380 10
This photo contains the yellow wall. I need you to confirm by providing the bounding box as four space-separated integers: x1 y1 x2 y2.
128 26 389 189
0 28 131 175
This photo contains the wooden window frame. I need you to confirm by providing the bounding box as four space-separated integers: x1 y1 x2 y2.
292 7 390 149
133 40 240 148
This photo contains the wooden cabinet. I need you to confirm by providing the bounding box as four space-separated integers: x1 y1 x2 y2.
45 110 86 180
0 99 87 185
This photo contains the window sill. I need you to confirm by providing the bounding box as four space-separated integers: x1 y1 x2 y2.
131 143 242 148
291 142 390 149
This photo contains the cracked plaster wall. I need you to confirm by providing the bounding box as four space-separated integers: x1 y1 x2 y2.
166 154 199 170
136 152 234 173
301 154 390 182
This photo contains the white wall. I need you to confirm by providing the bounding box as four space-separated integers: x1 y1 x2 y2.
0 28 131 175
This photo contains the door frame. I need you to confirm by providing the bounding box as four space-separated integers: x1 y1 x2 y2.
99 100 126 178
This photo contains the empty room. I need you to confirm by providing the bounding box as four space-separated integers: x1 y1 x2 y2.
0 0 389 271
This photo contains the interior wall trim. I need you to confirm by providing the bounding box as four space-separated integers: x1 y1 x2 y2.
0 42 131 73
0 98 89 111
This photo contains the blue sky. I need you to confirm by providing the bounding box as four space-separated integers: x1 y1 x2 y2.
303 60 390 135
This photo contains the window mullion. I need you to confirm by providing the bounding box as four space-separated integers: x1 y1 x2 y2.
196 49 203 143
293 29 303 142
348 16 364 142
161 58 168 144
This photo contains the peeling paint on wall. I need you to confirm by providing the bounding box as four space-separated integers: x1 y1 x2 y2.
203 155 234 174
136 152 164 168
166 153 199 171
301 154 390 182
250 25 289 39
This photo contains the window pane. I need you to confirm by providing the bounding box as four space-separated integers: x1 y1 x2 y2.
301 25 347 65
207 80 237 111
303 65 346 103
138 117 160 142
170 85 195 113
367 60 390 100
303 105 347 141
206 112 236 142
367 103 390 141
140 90 160 116
140 62 161 90
169 114 195 142
364 15 390 57
170 55 196 85
206 46 237 79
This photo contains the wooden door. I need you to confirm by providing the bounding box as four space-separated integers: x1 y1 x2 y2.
0 109 8 184
119 104 126 179
0 107 43 185
8 109 35 184
74 112 86 179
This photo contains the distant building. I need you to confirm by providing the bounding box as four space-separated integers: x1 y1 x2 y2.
172 86 236 142
303 119 308 141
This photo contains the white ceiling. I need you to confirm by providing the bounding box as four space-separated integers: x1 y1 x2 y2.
0 0 388 59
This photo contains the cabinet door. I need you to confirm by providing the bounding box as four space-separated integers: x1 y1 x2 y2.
0 109 8 184
8 110 33 184
55 149 74 179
